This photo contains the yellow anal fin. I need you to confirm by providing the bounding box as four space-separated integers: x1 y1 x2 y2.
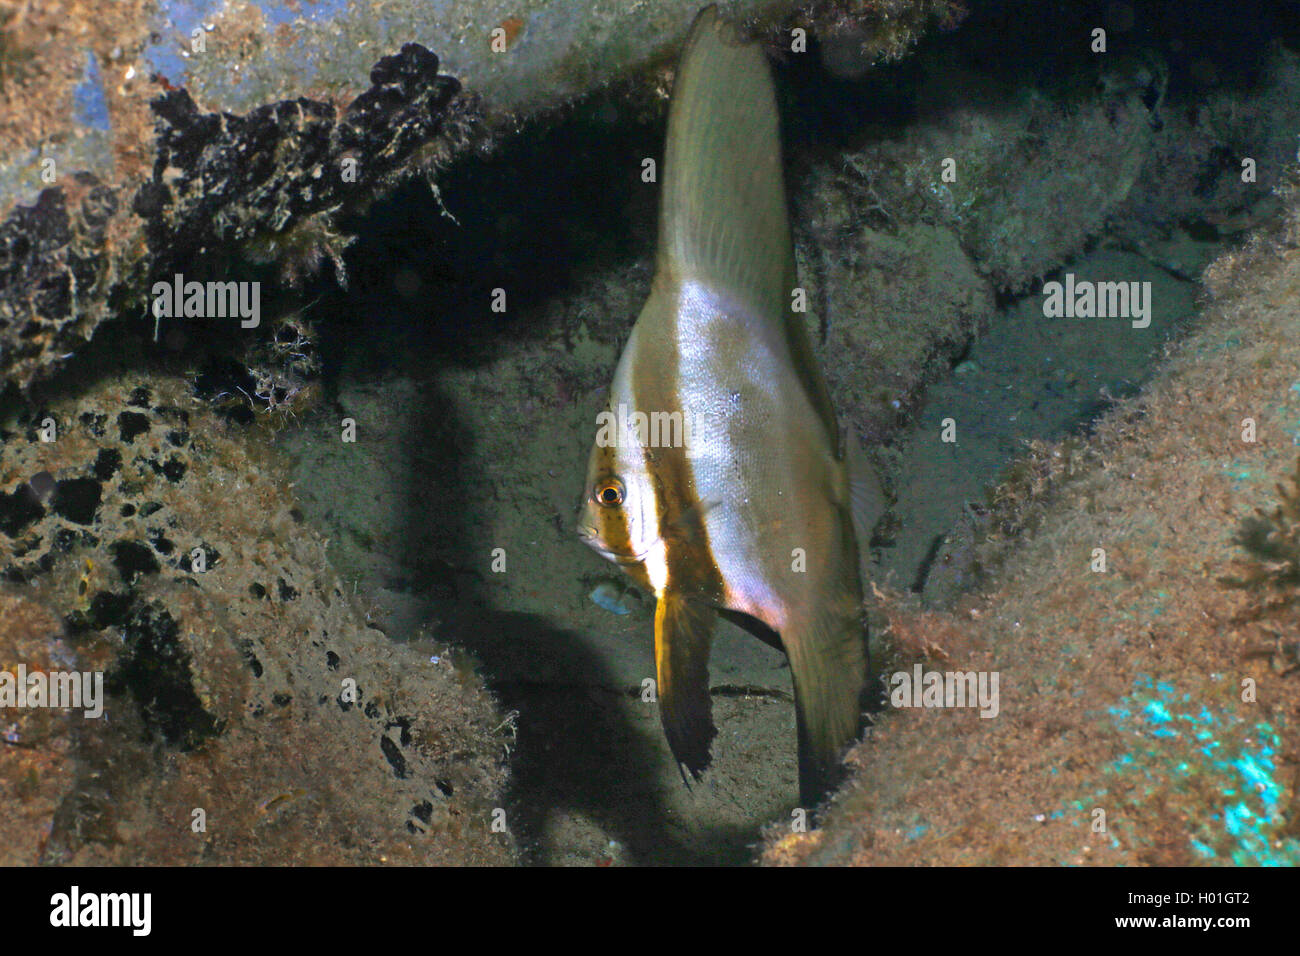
782 604 868 808
654 592 717 781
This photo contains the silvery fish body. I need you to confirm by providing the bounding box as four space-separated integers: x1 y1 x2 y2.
578 5 884 806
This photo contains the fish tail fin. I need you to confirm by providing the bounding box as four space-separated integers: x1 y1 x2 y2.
784 597 867 808
654 592 717 781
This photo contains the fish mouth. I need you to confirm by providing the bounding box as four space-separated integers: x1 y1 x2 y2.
577 526 655 565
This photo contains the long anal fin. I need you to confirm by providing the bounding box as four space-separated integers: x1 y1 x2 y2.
654 592 717 781
782 603 867 807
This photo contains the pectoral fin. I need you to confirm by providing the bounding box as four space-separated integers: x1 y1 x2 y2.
667 497 721 549
782 602 867 807
654 591 717 781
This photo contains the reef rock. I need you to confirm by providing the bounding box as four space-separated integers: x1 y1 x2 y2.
0 370 515 864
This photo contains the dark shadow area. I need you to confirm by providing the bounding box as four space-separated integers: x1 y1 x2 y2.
450 611 762 865
779 0 1300 156
315 94 663 385
295 94 703 863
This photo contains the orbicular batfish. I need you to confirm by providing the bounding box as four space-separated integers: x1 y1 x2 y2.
577 5 885 807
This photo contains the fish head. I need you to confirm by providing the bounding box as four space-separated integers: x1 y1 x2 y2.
576 435 659 567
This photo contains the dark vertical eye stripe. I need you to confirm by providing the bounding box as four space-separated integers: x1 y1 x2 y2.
593 444 632 554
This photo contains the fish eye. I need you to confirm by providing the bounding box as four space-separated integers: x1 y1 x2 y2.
594 477 625 507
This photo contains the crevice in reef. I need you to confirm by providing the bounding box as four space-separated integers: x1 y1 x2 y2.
3 0 1299 866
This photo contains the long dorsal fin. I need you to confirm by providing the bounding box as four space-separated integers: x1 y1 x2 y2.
657 5 840 448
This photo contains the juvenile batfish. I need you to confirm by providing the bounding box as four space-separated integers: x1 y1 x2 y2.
577 5 885 806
